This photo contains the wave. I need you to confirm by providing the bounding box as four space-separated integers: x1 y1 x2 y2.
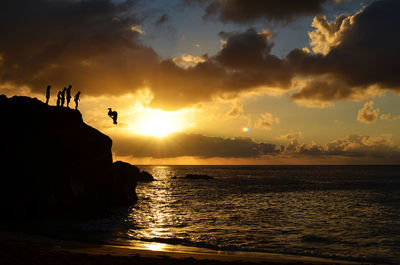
117 235 394 264
300 234 336 244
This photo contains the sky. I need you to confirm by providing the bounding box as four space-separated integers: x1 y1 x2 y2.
1 0 400 165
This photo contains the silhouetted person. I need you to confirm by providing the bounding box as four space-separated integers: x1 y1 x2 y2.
45 85 51 105
61 87 66 107
56 91 62 107
108 108 118 124
66 85 72 108
74 91 81 110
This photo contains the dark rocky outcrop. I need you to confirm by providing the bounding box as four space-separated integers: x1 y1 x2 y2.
112 161 140 179
0 95 141 221
183 174 214 180
138 171 155 181
112 161 154 182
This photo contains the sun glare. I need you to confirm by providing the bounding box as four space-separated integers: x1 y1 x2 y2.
130 108 186 138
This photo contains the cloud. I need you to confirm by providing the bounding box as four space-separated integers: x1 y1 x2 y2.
283 134 400 159
357 101 379 124
254 112 280 130
226 100 243 118
290 79 386 107
288 0 400 105
111 132 400 162
130 25 145 35
185 0 344 24
0 1 292 110
148 28 294 109
158 0 399 109
1 0 399 111
172 54 207 69
380 113 400 121
323 134 399 158
308 14 352 55
138 1 400 110
380 113 391 120
113 133 280 158
290 78 350 105
277 131 303 141
215 29 293 90
0 0 158 96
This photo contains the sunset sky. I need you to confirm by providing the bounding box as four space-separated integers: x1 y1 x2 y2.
1 0 400 164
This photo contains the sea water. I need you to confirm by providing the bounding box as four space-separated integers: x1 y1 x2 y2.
56 166 400 263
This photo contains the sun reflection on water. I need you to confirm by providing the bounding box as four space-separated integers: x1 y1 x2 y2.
128 166 179 241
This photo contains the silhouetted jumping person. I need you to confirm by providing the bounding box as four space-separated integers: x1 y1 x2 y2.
61 87 66 107
74 91 81 110
66 85 72 108
56 91 62 107
108 108 118 124
45 85 51 105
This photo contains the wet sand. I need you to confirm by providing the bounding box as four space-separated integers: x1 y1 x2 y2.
0 232 370 265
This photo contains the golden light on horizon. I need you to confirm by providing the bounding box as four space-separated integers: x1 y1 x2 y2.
143 242 166 251
129 108 188 138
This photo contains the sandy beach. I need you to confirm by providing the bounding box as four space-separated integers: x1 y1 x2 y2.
0 232 371 265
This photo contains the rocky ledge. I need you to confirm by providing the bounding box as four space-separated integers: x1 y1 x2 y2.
0 95 152 221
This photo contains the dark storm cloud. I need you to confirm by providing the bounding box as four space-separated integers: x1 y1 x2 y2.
112 132 400 160
288 0 400 104
113 133 280 158
216 29 292 87
149 29 294 109
185 0 345 24
0 1 292 109
1 0 399 110
155 0 400 108
0 0 159 96
289 78 358 102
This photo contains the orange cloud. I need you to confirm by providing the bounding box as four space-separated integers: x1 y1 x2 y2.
380 113 391 120
226 100 244 118
357 101 379 124
110 132 400 163
172 54 207 69
308 14 354 55
254 112 280 130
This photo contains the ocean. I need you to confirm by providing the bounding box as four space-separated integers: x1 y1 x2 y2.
44 165 400 264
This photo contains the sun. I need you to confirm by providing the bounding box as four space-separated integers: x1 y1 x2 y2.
130 108 186 137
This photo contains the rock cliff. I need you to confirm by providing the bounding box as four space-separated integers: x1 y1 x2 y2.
0 95 143 221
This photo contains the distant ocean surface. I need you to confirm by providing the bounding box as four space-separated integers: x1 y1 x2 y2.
46 166 400 263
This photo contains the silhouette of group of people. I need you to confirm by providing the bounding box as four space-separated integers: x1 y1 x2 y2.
46 85 80 110
45 85 118 124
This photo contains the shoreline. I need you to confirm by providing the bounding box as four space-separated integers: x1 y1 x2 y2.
0 231 371 265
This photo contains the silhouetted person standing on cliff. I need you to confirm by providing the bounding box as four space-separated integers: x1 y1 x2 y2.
61 87 66 107
45 85 51 105
108 108 118 124
56 91 62 107
66 85 72 108
74 91 81 110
